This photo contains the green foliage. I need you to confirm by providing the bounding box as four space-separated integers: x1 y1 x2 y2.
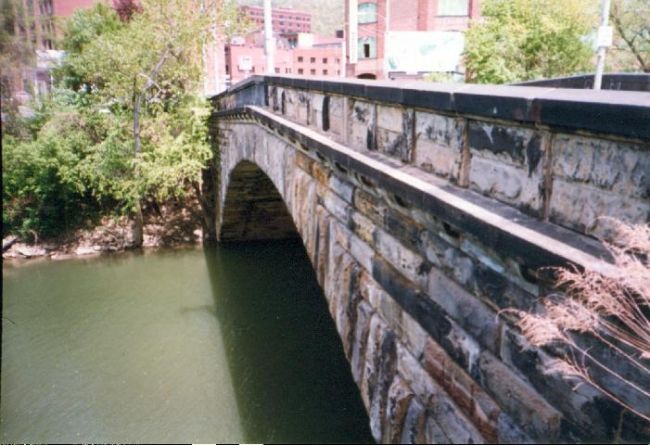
2 102 106 237
2 0 241 240
610 0 650 72
464 0 596 84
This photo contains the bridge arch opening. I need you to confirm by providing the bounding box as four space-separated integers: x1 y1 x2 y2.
219 161 299 242
356 73 376 79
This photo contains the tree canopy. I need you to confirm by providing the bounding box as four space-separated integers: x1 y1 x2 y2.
610 0 650 72
464 0 596 84
2 0 244 242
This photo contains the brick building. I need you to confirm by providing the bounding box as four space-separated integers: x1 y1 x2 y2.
240 5 311 36
345 0 481 79
218 6 343 88
4 0 99 105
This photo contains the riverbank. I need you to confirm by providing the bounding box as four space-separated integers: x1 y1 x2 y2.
2 201 203 261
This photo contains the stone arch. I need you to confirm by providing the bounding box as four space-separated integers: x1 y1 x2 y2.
356 73 376 79
219 160 299 242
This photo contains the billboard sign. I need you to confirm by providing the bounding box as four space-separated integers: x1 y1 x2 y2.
385 32 465 74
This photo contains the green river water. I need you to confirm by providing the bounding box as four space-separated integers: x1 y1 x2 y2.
1 240 373 443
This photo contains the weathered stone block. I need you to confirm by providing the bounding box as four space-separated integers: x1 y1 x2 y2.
328 95 346 138
401 311 427 361
295 150 314 174
376 106 414 163
384 375 415 443
353 188 386 226
468 121 543 168
416 111 464 151
329 174 355 203
349 232 374 273
311 161 331 188
397 342 485 443
374 229 429 289
351 299 373 386
499 326 645 440
350 99 376 152
377 105 406 133
333 256 360 358
549 178 650 240
427 267 501 354
478 350 562 441
421 337 500 442
295 90 312 125
314 205 330 288
424 412 452 444
322 188 351 225
469 156 544 215
350 210 376 245
497 412 533 444
400 398 428 444
415 112 464 181
467 121 545 215
363 315 398 442
552 133 650 200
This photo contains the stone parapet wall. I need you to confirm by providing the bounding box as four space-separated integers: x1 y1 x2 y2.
213 76 649 241
211 100 648 442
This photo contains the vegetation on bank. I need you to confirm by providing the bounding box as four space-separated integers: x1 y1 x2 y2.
2 0 244 245
463 0 649 84
464 0 596 84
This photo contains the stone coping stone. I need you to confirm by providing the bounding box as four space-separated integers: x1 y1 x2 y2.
210 75 650 141
214 105 616 277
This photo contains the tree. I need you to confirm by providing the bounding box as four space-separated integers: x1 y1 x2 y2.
609 0 650 72
2 0 247 244
464 0 596 84
62 0 243 246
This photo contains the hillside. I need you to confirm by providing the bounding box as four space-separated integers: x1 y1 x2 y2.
237 0 344 36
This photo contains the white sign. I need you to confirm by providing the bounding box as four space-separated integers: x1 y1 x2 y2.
596 25 613 48
385 32 465 73
238 55 252 71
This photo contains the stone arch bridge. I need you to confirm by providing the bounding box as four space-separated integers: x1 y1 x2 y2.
207 76 650 443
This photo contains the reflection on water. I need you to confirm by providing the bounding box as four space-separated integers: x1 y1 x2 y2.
1 241 373 443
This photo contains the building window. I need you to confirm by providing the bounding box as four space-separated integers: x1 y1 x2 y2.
298 56 303 62
437 0 469 16
310 57 316 63
298 68 304 74
310 69 316 75
336 58 340 64
337 69 341 75
285 68 291 73
358 37 377 59
358 3 377 24
275 67 280 73
322 57 328 63
323 69 328 75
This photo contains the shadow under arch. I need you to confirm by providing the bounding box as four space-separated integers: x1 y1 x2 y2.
219 160 299 242
206 161 373 442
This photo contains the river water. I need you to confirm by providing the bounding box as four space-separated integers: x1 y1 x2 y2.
1 241 373 443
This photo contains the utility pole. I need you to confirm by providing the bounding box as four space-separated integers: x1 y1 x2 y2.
383 0 390 80
264 0 275 74
594 0 612 90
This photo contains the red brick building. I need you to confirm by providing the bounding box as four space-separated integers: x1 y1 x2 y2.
5 0 100 104
217 6 344 88
345 0 481 79
240 5 311 36
224 35 344 86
